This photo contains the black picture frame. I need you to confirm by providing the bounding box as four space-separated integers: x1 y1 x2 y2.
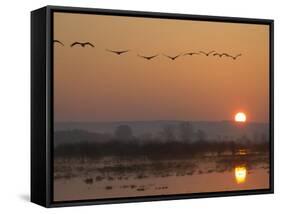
31 5 274 208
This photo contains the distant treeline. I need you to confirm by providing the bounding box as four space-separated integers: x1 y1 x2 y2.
54 139 269 160
55 122 270 145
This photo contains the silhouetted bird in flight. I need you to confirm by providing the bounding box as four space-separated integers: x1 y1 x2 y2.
199 50 215 56
228 54 242 60
106 49 130 55
53 40 64 46
163 54 181 60
138 54 158 60
183 52 200 56
70 42 95 48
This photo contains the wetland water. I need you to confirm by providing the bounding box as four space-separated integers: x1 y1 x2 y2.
54 154 269 201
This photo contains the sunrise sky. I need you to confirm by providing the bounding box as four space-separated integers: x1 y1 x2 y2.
53 12 270 123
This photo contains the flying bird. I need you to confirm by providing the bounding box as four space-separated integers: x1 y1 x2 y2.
163 54 182 60
183 52 200 56
70 42 95 48
137 54 158 60
228 54 242 60
106 49 130 55
199 50 215 56
53 40 64 46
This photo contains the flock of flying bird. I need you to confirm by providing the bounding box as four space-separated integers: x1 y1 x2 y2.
53 40 242 60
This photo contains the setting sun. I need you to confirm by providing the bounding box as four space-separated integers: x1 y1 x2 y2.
235 112 247 122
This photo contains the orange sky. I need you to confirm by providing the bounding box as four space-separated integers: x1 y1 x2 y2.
53 12 270 123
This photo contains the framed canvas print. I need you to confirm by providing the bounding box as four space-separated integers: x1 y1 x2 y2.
31 5 274 207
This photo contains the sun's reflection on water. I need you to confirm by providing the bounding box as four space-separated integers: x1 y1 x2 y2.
235 166 247 184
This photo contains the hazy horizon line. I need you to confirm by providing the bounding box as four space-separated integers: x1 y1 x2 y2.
54 119 269 124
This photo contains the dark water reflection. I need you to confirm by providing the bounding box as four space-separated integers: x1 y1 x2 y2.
54 153 269 182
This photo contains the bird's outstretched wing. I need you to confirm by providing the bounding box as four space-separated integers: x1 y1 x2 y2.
138 54 158 60
106 49 129 55
106 49 116 53
70 42 81 47
147 54 158 59
199 51 207 55
119 50 130 54
53 40 64 46
184 52 199 56
163 54 170 58
163 54 173 59
173 54 181 59
233 54 242 59
137 54 146 58
84 42 95 47
221 53 230 57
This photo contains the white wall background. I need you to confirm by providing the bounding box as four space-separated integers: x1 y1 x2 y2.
0 0 279 212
